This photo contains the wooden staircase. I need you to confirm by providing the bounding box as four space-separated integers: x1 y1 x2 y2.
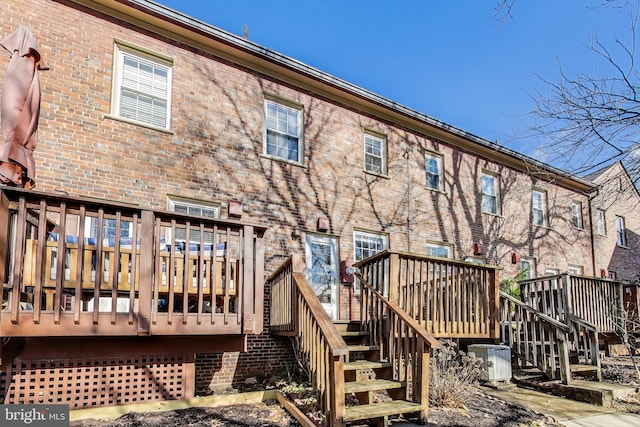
500 291 602 385
335 320 424 425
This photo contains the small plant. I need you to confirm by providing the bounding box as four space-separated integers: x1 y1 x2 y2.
500 266 531 299
429 340 484 408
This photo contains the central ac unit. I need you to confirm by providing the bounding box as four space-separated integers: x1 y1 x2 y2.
468 344 512 383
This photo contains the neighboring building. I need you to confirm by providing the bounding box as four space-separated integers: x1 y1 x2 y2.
0 0 602 401
586 161 640 283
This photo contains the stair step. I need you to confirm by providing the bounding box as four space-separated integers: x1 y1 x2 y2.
348 344 380 352
570 364 599 373
344 360 392 371
340 331 369 337
344 400 423 422
344 379 404 394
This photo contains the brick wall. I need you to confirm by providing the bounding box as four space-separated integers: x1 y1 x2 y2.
1 0 596 390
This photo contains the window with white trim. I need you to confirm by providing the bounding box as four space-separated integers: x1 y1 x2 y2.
571 202 583 229
609 270 617 280
532 189 548 227
568 265 583 275
545 268 559 276
481 172 499 214
353 231 388 292
168 197 220 244
112 42 172 128
596 209 606 235
264 99 303 163
363 132 386 174
616 216 627 247
520 258 535 279
426 242 453 259
425 153 443 191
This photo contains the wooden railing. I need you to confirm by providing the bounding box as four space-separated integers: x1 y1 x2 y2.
357 272 441 423
354 250 500 338
566 314 601 381
519 274 624 334
0 186 266 337
268 256 349 425
499 291 571 382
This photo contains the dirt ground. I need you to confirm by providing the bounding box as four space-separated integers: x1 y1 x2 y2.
71 357 640 427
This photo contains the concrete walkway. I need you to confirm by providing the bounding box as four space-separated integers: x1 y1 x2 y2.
483 386 640 426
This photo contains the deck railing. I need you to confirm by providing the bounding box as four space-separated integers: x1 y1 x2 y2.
518 274 624 333
354 250 500 338
268 256 348 426
0 186 265 337
499 291 571 382
356 272 441 422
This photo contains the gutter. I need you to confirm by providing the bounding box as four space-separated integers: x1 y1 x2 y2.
74 0 596 193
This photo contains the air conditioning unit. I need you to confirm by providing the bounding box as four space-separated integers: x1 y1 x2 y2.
468 344 512 383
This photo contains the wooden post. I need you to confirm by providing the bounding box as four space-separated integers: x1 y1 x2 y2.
137 210 154 336
329 354 345 427
253 233 265 334
0 191 9 295
389 253 399 305
419 344 431 423
489 268 500 339
242 225 255 334
557 331 571 384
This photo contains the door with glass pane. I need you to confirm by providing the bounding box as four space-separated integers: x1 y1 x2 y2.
305 235 339 320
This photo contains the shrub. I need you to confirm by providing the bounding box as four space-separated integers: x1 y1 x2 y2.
429 340 484 408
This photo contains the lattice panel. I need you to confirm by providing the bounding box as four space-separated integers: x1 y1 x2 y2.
0 354 188 408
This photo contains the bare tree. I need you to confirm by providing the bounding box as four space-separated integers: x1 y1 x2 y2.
497 1 640 186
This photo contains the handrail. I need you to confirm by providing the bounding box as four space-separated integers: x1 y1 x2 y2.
500 292 570 332
356 272 441 349
567 313 598 332
268 257 347 425
357 271 438 423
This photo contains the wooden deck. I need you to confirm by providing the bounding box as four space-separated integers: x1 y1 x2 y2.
0 186 266 338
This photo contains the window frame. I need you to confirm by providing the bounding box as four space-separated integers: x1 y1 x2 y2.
481 172 500 215
532 189 548 227
520 258 536 279
353 230 389 293
568 265 583 275
426 242 453 259
425 152 444 191
112 40 173 130
570 201 583 229
615 216 628 247
363 131 387 175
263 97 304 164
166 196 221 245
596 209 607 236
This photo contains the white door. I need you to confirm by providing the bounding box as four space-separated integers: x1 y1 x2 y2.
305 235 339 320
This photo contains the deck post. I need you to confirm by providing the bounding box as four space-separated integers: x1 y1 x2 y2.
418 344 430 423
242 225 255 334
489 268 500 338
329 354 345 427
0 191 8 290
389 253 399 305
557 331 571 384
137 210 155 336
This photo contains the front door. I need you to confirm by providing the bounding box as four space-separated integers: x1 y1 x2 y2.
305 235 339 320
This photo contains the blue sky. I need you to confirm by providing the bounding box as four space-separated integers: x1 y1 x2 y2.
155 1 632 162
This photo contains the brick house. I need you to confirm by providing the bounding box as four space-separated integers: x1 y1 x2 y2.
586 162 640 316
0 0 618 412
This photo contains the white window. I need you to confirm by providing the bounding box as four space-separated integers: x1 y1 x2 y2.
532 190 547 227
465 256 485 265
112 42 172 128
426 242 453 259
481 173 499 214
571 202 583 229
264 99 303 163
85 217 133 241
168 197 220 244
545 268 559 276
353 231 388 292
520 258 535 279
425 153 443 191
568 265 583 275
616 216 627 247
609 270 618 280
596 209 606 235
363 132 386 174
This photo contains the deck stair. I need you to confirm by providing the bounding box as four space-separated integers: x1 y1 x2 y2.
335 320 424 425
